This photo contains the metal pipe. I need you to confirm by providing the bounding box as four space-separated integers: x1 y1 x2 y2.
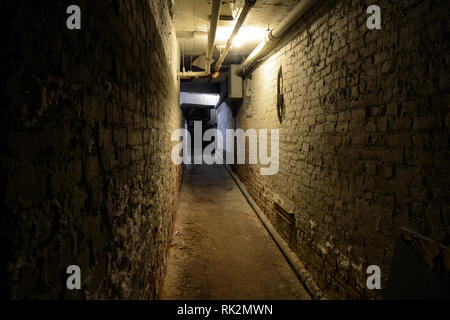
214 0 257 74
178 71 213 80
178 0 222 79
205 0 222 71
236 0 320 76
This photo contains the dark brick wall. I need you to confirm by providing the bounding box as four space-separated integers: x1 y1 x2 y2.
0 0 182 299
236 0 449 299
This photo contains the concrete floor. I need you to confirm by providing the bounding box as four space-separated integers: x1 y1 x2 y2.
161 164 311 300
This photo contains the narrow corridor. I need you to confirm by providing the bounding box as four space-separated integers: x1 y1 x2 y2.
1 0 449 301
162 164 311 300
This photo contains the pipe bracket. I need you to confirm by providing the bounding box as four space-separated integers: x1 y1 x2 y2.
268 30 278 41
245 0 257 7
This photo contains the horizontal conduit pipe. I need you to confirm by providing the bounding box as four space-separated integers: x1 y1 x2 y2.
214 0 257 74
236 0 320 77
178 71 213 80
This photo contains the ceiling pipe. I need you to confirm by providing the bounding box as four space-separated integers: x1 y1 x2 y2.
178 71 213 80
236 0 320 77
213 0 257 77
205 0 222 71
178 0 222 79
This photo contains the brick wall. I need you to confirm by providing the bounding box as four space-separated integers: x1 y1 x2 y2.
0 0 182 299
236 0 449 299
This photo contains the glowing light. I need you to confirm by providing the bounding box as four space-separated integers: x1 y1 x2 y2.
216 26 233 43
216 26 266 48
180 92 220 106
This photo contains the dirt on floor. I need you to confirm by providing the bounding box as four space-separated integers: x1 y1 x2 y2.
161 164 311 300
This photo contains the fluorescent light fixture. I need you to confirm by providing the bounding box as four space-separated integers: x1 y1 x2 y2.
180 93 220 106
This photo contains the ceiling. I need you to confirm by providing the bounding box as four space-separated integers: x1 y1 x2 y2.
174 0 300 68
